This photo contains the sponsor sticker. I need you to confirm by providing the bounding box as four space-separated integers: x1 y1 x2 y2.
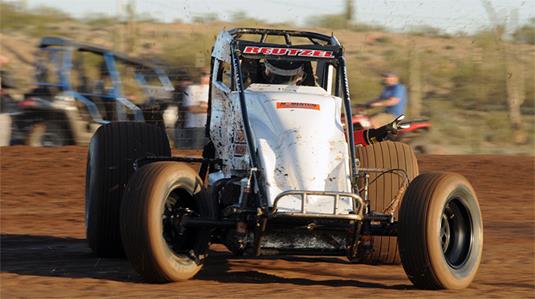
276 102 320 110
243 46 334 58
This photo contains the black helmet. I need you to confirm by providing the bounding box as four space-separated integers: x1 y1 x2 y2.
263 59 305 85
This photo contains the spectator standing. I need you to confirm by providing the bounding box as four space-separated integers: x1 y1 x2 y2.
176 68 209 149
0 55 16 146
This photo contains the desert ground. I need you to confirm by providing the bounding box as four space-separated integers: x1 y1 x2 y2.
1 146 534 298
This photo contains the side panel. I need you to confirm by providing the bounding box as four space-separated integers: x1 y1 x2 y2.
209 81 250 175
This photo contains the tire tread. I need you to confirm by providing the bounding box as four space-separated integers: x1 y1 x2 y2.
356 141 418 264
85 122 170 257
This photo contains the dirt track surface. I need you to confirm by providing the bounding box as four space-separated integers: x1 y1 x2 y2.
1 146 534 298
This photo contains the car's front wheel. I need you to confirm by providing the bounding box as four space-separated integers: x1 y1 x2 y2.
120 162 216 283
398 172 483 289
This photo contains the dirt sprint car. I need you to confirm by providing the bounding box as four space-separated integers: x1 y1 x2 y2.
85 28 483 289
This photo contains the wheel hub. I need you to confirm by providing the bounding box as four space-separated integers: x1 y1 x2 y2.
162 194 195 254
440 213 451 252
440 198 472 269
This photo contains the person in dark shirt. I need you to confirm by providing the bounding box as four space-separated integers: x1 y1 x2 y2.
365 72 407 128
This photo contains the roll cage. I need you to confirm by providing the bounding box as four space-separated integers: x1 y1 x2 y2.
209 28 358 193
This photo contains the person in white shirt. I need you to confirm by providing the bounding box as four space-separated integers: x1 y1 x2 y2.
178 68 209 148
183 73 209 128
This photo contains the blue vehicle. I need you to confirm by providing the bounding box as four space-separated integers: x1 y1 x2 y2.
11 36 175 146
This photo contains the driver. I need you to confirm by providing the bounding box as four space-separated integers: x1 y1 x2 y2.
263 59 305 85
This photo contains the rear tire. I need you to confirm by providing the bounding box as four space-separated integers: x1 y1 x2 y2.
120 162 215 283
398 172 483 289
85 122 170 257
355 141 418 264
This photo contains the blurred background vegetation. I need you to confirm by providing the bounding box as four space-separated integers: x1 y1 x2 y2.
1 1 534 154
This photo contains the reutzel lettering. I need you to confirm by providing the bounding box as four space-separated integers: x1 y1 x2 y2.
243 46 334 58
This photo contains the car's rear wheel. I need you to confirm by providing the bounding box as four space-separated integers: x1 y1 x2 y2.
85 122 170 257
398 172 483 289
355 141 418 264
120 162 216 282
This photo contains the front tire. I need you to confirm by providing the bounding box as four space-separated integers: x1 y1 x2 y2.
398 172 483 289
120 162 215 283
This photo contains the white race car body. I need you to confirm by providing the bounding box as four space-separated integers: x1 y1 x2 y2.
209 82 353 214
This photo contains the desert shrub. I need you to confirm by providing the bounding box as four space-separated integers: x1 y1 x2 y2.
408 25 443 37
160 32 216 79
513 18 535 45
0 2 72 35
83 13 117 27
192 13 218 24
350 23 386 32
306 14 347 29
230 11 264 26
